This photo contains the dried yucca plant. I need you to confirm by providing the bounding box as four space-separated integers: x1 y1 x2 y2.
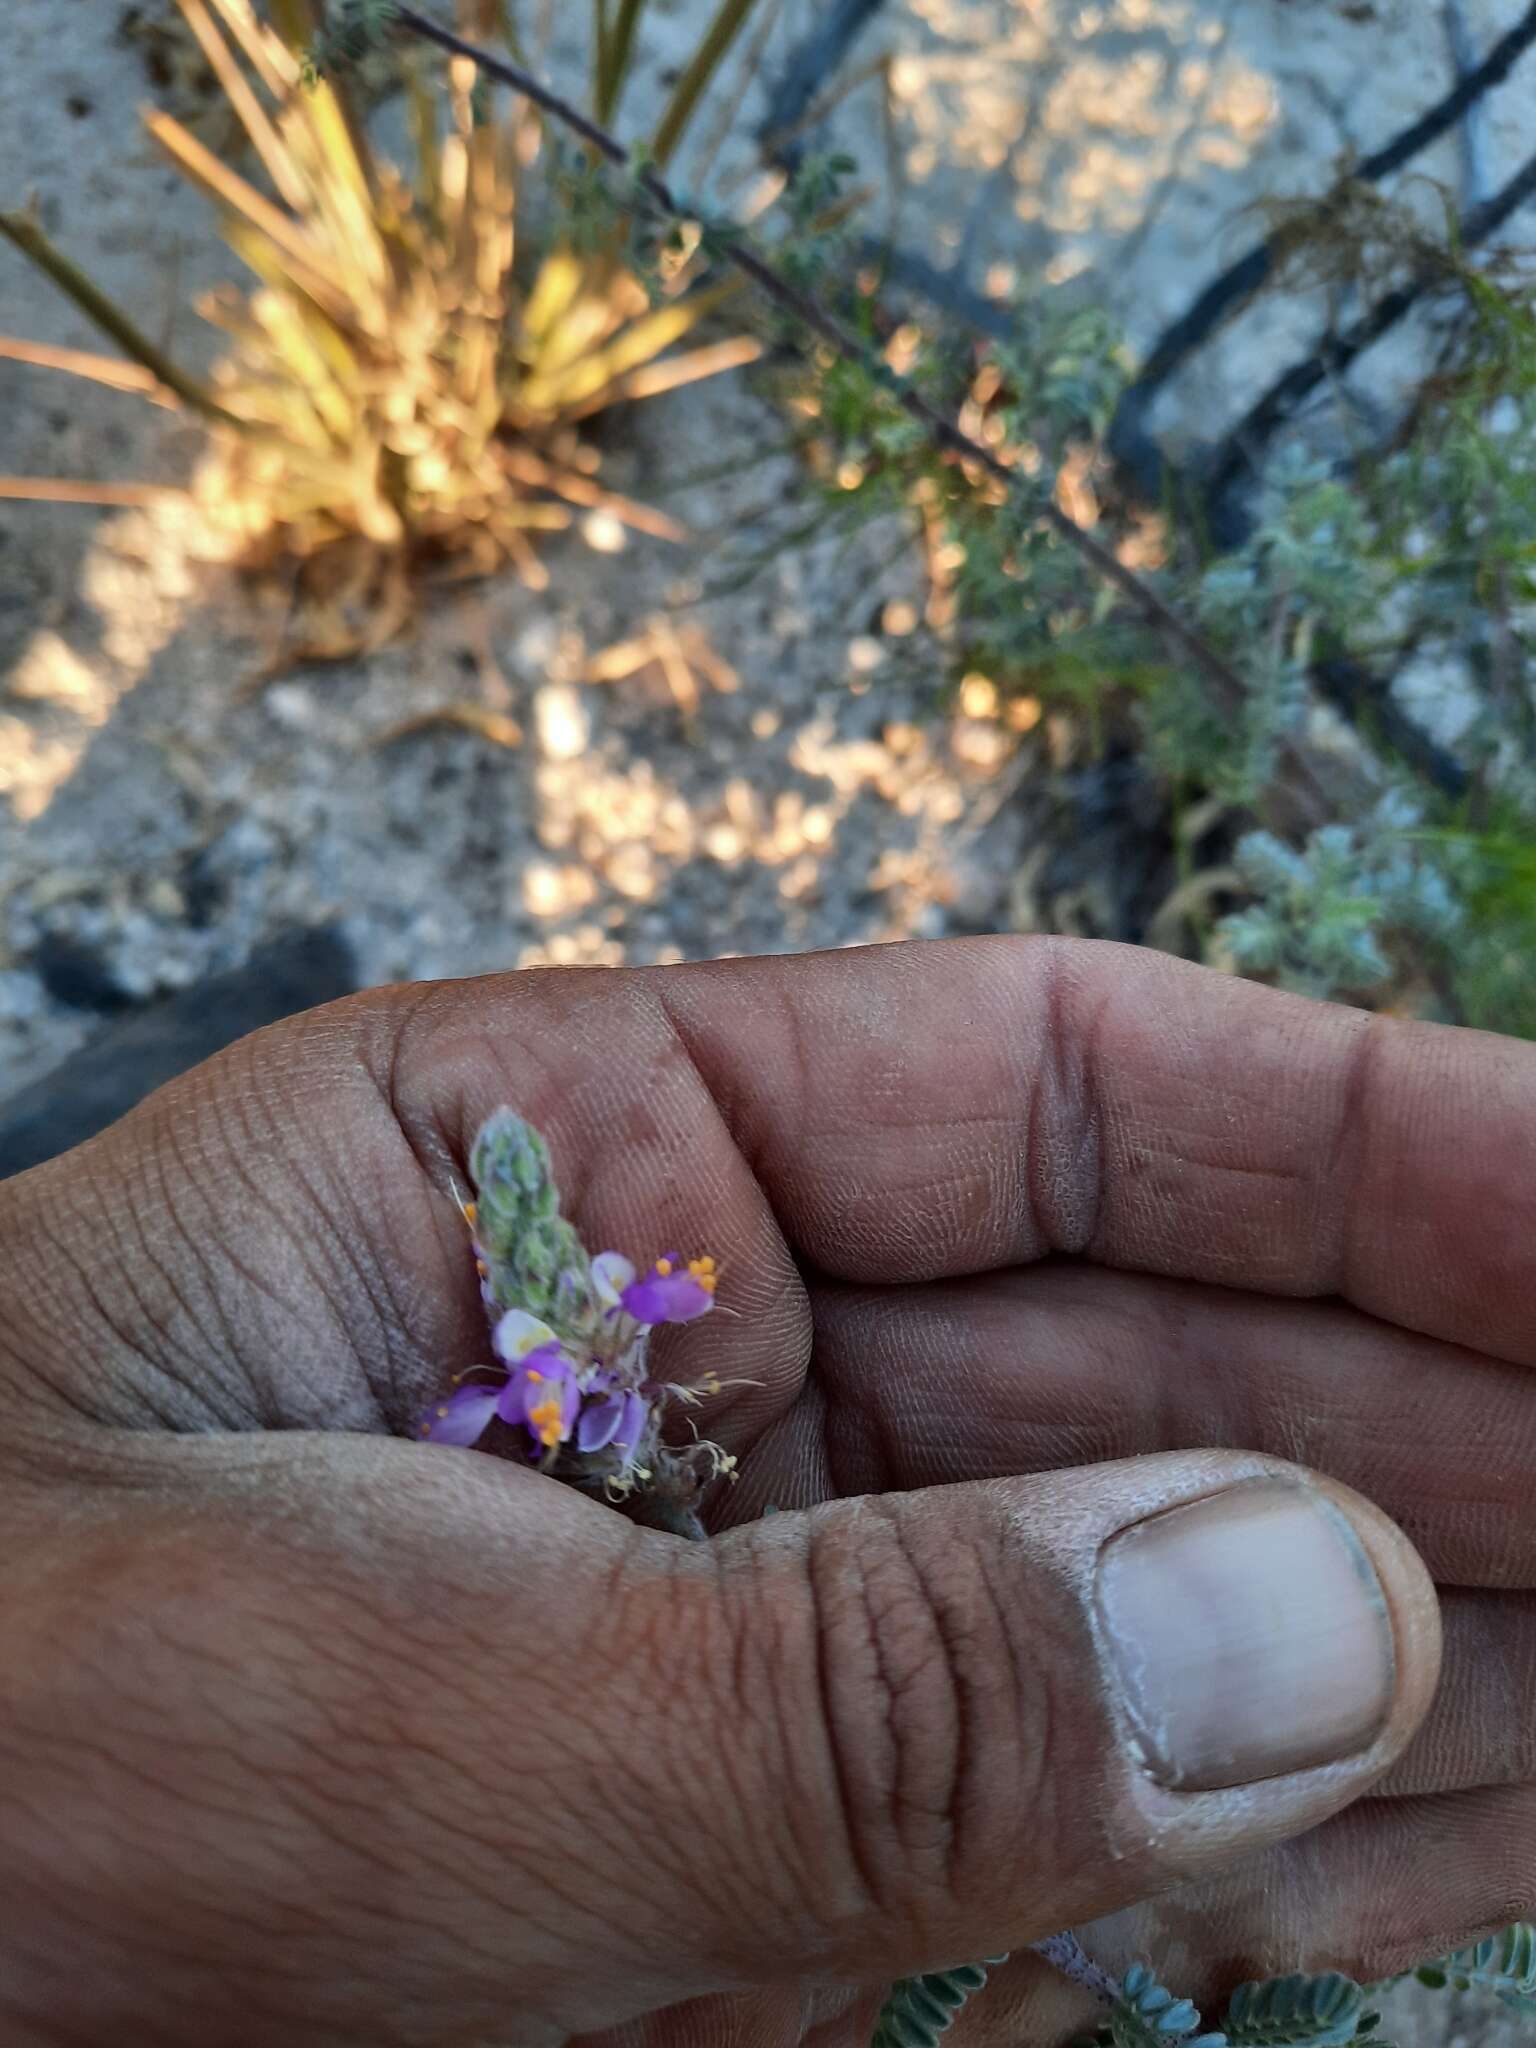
0 0 761 661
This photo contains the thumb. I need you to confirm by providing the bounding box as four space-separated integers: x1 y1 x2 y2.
1 1439 1438 2046
686 1448 1439 1985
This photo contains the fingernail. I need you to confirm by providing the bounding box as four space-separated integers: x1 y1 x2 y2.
1095 1480 1395 1792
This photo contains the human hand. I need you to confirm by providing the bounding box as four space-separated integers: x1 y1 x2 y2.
0 937 1526 2046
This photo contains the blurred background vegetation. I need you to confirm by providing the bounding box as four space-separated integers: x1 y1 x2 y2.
0 0 1533 1083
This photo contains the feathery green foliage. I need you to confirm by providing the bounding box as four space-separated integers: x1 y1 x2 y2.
1109 1962 1223 2048
892 1928 1536 2048
781 173 1536 1034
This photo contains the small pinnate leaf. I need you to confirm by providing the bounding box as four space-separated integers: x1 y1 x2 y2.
1222 1970 1371 2048
1109 1964 1222 2048
1415 1923 1536 2002
870 1960 1001 2047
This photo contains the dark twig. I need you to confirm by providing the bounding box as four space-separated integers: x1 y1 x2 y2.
1108 0 1536 464
389 3 1256 719
1204 142 1536 516
1313 656 1470 801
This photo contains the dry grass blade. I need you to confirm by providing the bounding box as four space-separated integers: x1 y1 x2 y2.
0 208 241 424
565 333 761 416
372 702 525 747
500 446 686 539
144 109 356 325
0 478 165 505
0 336 177 406
176 0 311 212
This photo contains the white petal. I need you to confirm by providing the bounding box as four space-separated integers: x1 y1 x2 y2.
590 1251 636 1308
492 1308 558 1362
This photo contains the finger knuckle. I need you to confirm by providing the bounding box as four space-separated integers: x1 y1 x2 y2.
794 1498 1072 1938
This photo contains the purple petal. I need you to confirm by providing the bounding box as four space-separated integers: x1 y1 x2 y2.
576 1393 625 1452
620 1257 715 1325
417 1383 501 1448
611 1389 652 1464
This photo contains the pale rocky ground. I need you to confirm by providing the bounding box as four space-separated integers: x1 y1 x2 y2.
1 2 1534 2040
3 0 1532 1094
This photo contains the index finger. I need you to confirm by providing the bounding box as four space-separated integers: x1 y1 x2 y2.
9 935 1529 1444
641 936 1536 1365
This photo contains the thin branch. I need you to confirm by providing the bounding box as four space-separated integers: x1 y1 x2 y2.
1312 655 1470 801
1110 0 1536 436
389 4 1255 719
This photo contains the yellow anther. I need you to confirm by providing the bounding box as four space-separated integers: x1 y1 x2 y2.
526 1368 543 1384
475 1259 488 1278
688 1256 718 1295
437 1406 449 1419
463 1201 477 1227
529 1397 565 1448
656 1257 673 1276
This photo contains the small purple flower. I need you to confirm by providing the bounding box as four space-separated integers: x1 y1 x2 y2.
417 1148 724 1493
502 1344 582 1451
610 1388 651 1463
619 1254 717 1325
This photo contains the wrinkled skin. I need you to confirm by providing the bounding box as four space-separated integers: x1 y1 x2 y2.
1 937 1533 2046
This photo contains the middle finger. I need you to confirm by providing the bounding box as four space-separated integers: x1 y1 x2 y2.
786 1263 1536 1587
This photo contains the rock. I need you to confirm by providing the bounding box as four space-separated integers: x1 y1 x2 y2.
31 932 135 1012
0 926 356 1180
